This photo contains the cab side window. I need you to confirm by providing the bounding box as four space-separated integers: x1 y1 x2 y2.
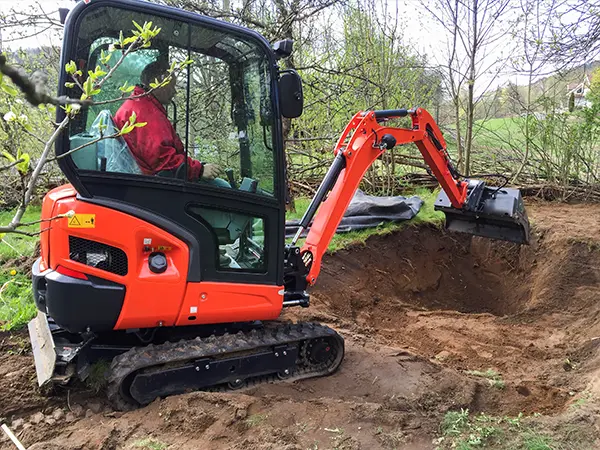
186 25 277 197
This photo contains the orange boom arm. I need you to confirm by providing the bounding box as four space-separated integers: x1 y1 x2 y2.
291 108 468 286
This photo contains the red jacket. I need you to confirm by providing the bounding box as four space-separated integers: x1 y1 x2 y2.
114 86 203 180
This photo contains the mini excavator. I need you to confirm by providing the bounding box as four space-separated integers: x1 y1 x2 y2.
27 0 530 410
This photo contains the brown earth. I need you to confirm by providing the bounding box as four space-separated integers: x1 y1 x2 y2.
2 201 600 449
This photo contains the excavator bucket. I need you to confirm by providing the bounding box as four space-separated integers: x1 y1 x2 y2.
434 183 530 244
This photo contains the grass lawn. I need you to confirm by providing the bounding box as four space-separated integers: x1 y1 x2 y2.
472 117 527 150
0 205 41 330
0 205 42 261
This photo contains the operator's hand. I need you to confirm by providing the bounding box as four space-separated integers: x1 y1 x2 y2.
201 163 221 180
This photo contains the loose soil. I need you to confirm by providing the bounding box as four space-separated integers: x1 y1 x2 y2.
2 201 600 449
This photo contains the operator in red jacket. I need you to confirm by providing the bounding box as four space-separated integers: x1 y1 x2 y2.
114 61 220 181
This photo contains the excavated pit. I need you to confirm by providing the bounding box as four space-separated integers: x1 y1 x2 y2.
299 217 600 419
313 226 532 318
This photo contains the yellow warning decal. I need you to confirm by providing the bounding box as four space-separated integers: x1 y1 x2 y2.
68 214 96 228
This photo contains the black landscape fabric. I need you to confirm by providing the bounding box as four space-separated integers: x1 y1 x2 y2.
285 190 423 238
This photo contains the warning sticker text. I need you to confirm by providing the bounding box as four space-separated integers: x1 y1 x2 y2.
68 214 96 228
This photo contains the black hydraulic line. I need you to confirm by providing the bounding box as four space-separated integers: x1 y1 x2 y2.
373 109 410 118
291 152 346 244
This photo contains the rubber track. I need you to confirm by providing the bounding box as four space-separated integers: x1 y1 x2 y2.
106 322 344 410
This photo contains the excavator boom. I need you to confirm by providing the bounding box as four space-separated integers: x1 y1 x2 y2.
291 108 530 286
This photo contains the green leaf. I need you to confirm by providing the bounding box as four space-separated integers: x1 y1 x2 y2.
119 124 135 135
100 49 112 65
75 70 83 77
129 110 137 124
134 122 147 128
23 123 33 132
2 151 16 163
83 76 94 96
122 36 137 45
0 233 4 242
1 83 18 96
119 83 135 93
64 82 75 89
94 66 107 77
65 60 77 75
16 153 30 174
90 88 101 96
132 20 144 32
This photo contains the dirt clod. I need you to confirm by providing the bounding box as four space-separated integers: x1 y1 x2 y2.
51 409 64 421
29 412 44 425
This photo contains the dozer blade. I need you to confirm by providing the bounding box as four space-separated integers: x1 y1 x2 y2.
27 311 56 387
434 184 530 244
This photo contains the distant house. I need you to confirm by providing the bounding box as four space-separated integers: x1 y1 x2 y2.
566 74 592 109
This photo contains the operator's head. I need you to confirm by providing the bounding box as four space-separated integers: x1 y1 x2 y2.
141 61 177 105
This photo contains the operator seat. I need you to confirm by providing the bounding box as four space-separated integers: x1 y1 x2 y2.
69 110 143 174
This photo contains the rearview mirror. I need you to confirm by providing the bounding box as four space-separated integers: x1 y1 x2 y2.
279 70 303 119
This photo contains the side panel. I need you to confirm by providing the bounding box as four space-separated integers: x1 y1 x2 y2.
39 185 78 271
176 282 283 326
49 197 189 329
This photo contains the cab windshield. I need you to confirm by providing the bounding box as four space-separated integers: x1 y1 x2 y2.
64 4 277 197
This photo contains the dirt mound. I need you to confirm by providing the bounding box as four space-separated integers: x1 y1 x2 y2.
2 202 600 449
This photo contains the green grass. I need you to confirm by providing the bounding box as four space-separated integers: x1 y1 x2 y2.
0 270 35 331
0 205 42 261
287 188 445 253
0 206 41 330
472 117 527 149
435 409 595 450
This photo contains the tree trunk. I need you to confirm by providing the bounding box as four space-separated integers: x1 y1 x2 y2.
512 70 533 183
464 0 478 176
453 95 464 171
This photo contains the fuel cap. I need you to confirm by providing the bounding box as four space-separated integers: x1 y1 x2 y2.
149 252 167 273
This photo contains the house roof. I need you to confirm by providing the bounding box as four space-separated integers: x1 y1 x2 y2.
567 74 591 96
